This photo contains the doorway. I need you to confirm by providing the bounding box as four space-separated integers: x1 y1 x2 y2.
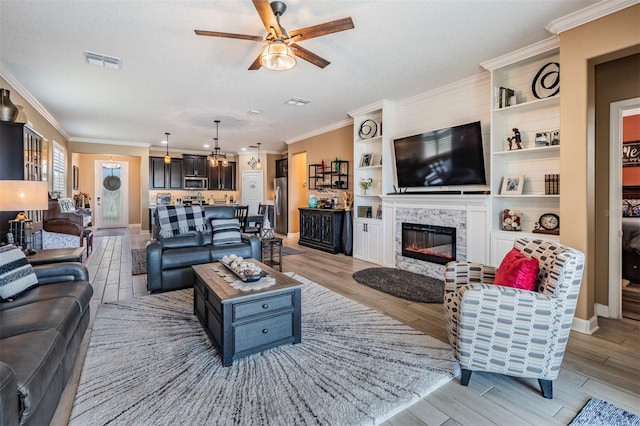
242 170 264 214
94 160 129 228
609 98 640 319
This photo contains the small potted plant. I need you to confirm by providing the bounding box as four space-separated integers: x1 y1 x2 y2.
359 178 373 195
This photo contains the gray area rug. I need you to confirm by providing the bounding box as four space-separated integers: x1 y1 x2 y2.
353 267 445 303
131 246 305 276
569 398 640 425
70 273 458 425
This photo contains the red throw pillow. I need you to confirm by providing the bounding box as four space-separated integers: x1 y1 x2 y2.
494 248 539 291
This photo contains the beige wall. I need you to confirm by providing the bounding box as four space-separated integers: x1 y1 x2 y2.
69 141 149 229
559 4 640 321
287 124 353 233
593 53 640 304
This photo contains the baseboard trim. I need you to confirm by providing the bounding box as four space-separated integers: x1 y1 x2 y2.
572 315 600 335
595 303 610 318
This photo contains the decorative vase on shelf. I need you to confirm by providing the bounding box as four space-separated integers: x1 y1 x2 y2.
308 195 318 208
0 88 19 122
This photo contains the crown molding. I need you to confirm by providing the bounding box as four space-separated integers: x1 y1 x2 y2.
285 118 353 145
0 64 70 140
69 137 150 148
480 36 560 71
546 0 639 34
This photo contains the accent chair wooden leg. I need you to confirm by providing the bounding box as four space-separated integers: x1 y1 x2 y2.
460 369 472 386
538 379 553 399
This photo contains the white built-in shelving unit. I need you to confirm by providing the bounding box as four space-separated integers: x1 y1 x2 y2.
481 36 561 265
348 101 395 264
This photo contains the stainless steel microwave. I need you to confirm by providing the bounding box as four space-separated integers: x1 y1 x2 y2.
184 177 208 190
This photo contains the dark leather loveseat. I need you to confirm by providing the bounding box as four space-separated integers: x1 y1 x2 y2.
146 206 261 293
0 262 93 426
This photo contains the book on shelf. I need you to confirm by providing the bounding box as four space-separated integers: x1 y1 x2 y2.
544 174 560 195
496 86 515 109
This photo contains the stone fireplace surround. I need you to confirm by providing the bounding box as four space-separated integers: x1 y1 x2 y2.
381 194 489 281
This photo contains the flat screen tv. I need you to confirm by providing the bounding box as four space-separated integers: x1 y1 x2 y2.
393 121 487 189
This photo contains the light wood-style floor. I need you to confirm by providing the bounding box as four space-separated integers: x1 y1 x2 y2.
52 228 640 425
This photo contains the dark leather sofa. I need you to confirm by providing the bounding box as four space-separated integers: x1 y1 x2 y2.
146 206 261 293
0 262 93 426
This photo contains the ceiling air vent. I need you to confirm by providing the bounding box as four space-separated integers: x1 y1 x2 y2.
84 51 122 70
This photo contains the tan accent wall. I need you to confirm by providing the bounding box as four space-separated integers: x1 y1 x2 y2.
287 124 354 233
559 4 640 321
69 142 149 229
593 54 640 304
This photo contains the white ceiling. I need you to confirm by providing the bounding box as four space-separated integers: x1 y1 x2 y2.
0 0 600 155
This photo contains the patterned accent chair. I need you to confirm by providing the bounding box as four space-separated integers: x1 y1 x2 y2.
443 238 585 399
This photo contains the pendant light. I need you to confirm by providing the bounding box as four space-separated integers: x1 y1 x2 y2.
164 132 171 164
208 120 228 167
256 142 262 169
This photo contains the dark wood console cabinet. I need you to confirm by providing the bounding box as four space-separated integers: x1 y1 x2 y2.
298 208 345 254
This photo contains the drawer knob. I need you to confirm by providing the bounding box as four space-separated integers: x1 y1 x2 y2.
262 303 269 309
262 328 269 334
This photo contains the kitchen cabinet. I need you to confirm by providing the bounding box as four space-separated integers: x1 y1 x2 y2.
209 161 237 190
298 208 344 254
183 155 207 177
149 157 183 189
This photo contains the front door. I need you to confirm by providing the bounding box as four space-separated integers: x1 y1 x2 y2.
94 160 129 228
242 170 264 214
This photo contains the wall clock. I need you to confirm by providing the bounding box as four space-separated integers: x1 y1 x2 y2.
533 213 560 235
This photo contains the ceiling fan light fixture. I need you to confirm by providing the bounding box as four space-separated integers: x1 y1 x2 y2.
261 41 296 71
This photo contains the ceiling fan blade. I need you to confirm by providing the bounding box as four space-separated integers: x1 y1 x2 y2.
289 17 354 42
194 30 263 42
252 0 282 39
248 53 263 70
291 44 330 69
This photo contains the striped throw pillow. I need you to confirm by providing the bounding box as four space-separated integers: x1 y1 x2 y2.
0 245 39 301
211 218 242 245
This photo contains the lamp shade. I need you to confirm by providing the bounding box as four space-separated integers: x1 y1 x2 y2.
0 180 49 212
261 42 296 71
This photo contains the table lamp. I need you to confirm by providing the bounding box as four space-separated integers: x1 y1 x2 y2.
0 180 49 251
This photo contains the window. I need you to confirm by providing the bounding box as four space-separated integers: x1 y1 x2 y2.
52 142 65 195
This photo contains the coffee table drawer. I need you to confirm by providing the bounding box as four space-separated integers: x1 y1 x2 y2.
234 313 294 354
233 293 293 320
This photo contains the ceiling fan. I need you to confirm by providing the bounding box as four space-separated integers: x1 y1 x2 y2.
194 0 354 70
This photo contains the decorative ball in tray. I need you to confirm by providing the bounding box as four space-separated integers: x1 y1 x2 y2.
220 254 263 282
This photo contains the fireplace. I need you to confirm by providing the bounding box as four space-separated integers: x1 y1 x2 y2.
401 222 456 265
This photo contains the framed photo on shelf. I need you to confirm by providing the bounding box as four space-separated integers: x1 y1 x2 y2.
360 152 373 167
500 174 524 195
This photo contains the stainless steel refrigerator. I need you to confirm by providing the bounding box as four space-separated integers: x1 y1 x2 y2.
274 177 288 235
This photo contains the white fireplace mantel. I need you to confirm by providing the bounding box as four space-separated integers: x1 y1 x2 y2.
380 193 490 274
